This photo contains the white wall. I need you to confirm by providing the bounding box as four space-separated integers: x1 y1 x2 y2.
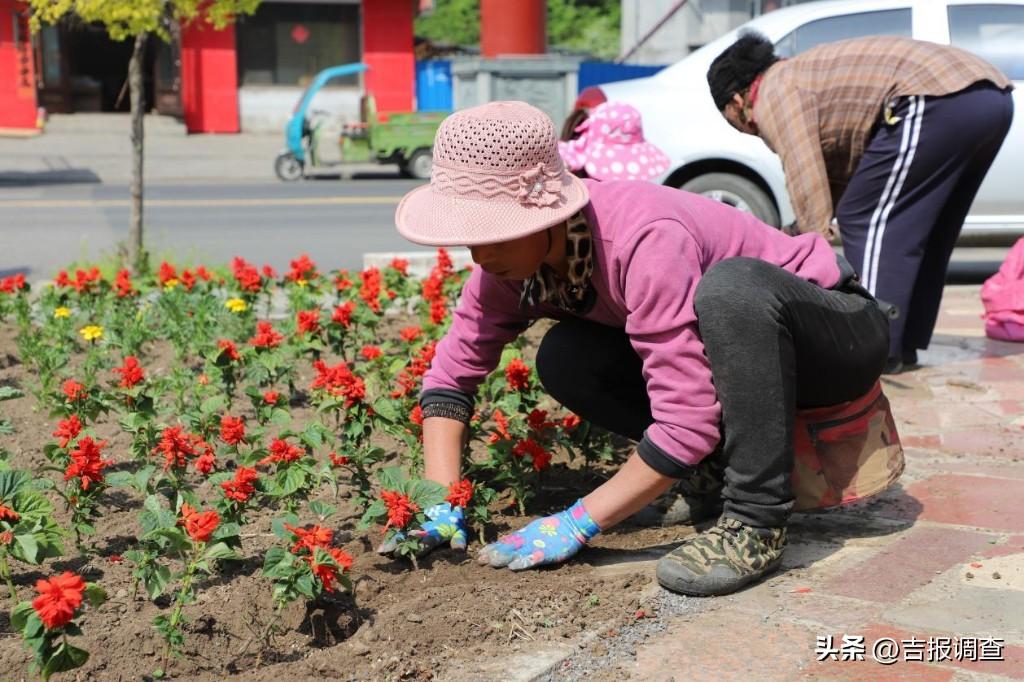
238 85 362 133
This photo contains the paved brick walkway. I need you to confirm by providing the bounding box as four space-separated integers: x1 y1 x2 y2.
622 286 1024 681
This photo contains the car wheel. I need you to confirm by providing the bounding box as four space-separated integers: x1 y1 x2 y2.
406 148 433 180
680 173 780 227
274 153 304 182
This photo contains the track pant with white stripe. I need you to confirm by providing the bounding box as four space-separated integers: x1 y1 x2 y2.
835 81 1014 358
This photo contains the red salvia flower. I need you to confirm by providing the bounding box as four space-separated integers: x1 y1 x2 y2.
399 326 422 343
0 502 19 522
113 356 145 388
217 339 241 362
179 503 219 543
328 452 349 467
263 390 280 405
436 248 453 277
504 358 531 391
259 437 304 466
380 490 419 532
284 523 333 555
429 298 448 325
221 466 259 503
389 258 409 276
527 408 554 433
231 257 263 293
195 265 212 281
114 268 135 297
409 404 424 426
62 379 86 402
360 345 382 361
310 360 366 407
358 267 382 313
310 547 353 592
64 436 112 490
153 426 196 470
219 415 246 446
192 437 216 475
249 321 283 348
158 261 177 285
262 264 278 279
488 409 512 445
287 254 319 282
52 415 83 448
296 309 321 335
446 479 473 508
0 530 13 545
335 271 353 292
331 301 356 327
32 572 85 630
513 438 553 472
561 414 581 431
0 273 26 293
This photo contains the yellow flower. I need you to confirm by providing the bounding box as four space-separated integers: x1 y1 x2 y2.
224 298 248 313
80 325 104 342
296 278 308 288
53 307 71 319
163 278 179 290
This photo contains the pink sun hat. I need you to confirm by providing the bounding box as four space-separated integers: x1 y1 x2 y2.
558 101 671 182
395 101 590 247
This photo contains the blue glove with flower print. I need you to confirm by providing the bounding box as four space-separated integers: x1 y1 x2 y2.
377 502 468 555
477 499 601 571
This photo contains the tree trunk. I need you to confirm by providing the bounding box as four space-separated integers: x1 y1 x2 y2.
128 32 147 272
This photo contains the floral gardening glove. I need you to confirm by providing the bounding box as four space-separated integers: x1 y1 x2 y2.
477 499 600 571
377 502 468 556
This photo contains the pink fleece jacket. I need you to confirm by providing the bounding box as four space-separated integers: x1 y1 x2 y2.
422 179 840 474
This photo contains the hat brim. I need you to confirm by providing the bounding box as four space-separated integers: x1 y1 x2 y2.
583 142 672 182
395 173 590 247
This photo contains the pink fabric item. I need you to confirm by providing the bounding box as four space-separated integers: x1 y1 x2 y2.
558 102 671 182
981 236 1024 342
423 179 841 470
395 101 589 247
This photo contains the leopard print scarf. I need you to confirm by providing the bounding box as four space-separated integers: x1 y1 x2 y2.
520 211 595 314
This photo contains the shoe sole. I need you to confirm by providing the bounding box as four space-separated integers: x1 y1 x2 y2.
655 554 784 597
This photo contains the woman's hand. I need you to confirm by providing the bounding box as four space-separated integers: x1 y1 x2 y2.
477 499 600 571
378 502 468 556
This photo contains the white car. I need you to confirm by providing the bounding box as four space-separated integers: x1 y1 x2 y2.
571 0 1024 234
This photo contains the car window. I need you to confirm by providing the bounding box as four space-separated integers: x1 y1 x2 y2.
948 4 1024 80
775 9 913 58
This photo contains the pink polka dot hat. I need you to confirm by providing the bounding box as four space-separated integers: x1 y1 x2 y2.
557 101 671 182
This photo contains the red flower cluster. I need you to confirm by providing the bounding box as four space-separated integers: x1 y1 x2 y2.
287 254 319 283
505 358 531 391
391 341 437 398
562 414 581 431
335 270 353 292
220 467 259 503
0 500 20 522
310 360 366 407
158 261 177 286
194 438 217 475
399 326 422 343
409 404 424 426
249 321 284 348
153 426 212 473
389 258 409 276
283 524 353 592
52 415 83 448
296 309 321 335
527 408 555 433
262 264 278 279
219 415 246 446
113 356 145 388
512 438 553 471
55 268 101 294
64 436 113 490
381 490 419 532
62 379 87 402
263 390 281 405
421 248 457 325
231 257 263 293
179 503 219 543
114 268 135 298
32 572 85 629
359 267 382 313
259 437 304 466
217 339 241 362
488 409 511 445
446 479 473 508
0 273 26 293
360 345 382 360
332 301 356 328
328 451 350 467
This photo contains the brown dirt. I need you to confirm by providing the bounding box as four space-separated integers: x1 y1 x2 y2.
0 324 685 681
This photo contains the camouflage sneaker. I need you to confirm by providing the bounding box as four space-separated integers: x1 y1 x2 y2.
656 516 787 596
630 455 725 527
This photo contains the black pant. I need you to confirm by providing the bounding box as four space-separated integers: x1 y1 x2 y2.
836 82 1014 357
536 257 890 527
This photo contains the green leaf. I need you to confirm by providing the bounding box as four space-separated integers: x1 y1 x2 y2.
262 545 296 578
371 398 399 423
271 513 301 539
357 499 387 530
212 522 241 542
270 408 292 426
200 395 227 416
377 466 407 492
10 601 34 633
0 386 24 401
276 466 307 497
295 572 317 599
13 532 39 564
105 471 137 488
84 583 107 608
0 469 29 501
204 542 237 562
42 641 89 678
144 564 172 600
410 479 447 509
309 500 336 520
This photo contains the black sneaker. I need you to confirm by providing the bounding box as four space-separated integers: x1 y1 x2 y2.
630 455 724 527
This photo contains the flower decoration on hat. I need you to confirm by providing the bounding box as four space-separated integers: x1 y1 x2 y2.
518 163 563 208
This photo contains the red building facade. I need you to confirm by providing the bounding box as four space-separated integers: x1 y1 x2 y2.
0 0 416 134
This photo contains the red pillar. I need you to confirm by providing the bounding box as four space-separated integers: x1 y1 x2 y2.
480 0 546 57
0 1 38 133
362 0 415 115
180 21 239 133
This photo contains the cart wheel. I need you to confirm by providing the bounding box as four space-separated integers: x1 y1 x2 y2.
406 148 433 180
274 152 304 181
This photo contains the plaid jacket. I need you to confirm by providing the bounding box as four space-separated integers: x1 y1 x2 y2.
754 36 1012 236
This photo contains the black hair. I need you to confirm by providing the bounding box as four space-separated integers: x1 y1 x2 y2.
707 31 780 111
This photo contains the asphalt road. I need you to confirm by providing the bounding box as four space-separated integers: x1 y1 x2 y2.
0 178 1013 283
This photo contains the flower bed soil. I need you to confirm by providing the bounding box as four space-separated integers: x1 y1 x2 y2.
0 323 688 681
